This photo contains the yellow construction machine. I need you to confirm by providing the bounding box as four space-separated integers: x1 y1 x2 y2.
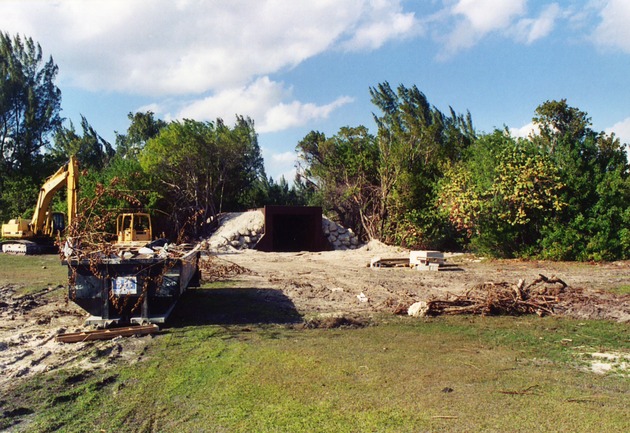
116 212 153 246
1 156 79 254
1 156 154 254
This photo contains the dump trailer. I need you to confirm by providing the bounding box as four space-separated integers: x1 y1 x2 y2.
1 156 78 254
65 243 200 326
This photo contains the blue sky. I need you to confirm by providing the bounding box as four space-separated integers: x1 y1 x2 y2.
2 0 629 180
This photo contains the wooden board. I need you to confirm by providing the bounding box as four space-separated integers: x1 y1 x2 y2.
370 257 410 268
55 324 159 343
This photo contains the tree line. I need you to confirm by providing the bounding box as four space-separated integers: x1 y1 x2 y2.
298 84 630 260
1 32 628 259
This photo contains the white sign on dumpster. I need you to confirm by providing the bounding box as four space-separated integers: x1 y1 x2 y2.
113 276 138 295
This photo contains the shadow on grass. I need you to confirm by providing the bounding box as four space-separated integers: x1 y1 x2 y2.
167 285 302 328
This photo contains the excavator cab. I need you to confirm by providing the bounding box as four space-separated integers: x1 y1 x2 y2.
46 211 66 236
116 213 153 245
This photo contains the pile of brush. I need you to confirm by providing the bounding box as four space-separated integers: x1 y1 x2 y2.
407 274 568 317
198 255 252 282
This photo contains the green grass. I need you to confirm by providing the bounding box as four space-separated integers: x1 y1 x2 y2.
608 285 630 295
3 315 629 432
0 253 68 295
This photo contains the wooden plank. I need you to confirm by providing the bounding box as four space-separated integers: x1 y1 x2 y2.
55 324 159 343
370 257 410 268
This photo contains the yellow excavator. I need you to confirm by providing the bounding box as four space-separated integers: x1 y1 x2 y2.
1 156 154 254
1 156 79 254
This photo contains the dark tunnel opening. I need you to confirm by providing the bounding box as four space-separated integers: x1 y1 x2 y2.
255 206 330 252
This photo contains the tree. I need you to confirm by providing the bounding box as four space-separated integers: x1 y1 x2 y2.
295 83 474 247
0 32 62 224
532 99 590 153
115 111 167 158
369 82 475 247
261 175 307 206
0 32 61 175
51 116 114 170
532 100 630 260
296 126 379 239
438 130 564 257
140 117 265 239
438 100 630 261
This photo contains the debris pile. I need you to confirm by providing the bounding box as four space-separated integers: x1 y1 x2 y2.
198 255 253 282
406 274 568 317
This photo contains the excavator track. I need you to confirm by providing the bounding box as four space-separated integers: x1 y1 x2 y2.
0 240 49 255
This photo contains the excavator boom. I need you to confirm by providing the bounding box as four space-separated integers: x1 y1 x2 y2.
29 155 78 236
1 156 78 254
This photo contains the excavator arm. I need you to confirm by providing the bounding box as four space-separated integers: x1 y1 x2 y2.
1 156 78 240
29 156 78 236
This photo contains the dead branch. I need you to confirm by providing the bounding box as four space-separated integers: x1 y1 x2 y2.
411 275 572 318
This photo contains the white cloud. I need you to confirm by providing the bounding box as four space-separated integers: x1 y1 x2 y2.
606 117 630 146
512 3 561 44
436 0 567 58
262 149 298 181
594 0 630 53
340 0 420 50
509 121 540 139
263 96 354 133
136 103 163 116
453 0 526 33
175 76 354 133
0 0 415 134
0 0 418 95
440 0 526 56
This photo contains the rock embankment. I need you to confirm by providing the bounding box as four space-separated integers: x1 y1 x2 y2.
205 211 264 251
204 210 361 251
322 218 360 250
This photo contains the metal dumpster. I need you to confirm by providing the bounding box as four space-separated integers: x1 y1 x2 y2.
65 247 200 326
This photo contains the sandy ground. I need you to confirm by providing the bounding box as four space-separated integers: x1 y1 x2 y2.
212 243 630 322
0 284 152 392
1 244 629 393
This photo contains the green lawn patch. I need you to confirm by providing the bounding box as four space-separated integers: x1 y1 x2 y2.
0 254 67 295
608 285 630 295
4 316 628 432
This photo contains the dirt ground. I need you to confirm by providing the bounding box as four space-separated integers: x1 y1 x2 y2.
1 244 629 393
210 242 630 323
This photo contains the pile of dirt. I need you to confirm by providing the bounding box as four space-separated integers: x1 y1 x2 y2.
300 315 371 329
198 255 254 282
555 288 630 323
